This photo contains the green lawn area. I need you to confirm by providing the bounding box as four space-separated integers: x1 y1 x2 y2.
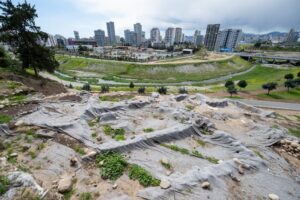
231 65 300 91
56 55 252 83
257 88 300 101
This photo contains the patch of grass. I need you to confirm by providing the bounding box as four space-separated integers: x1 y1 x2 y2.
7 81 22 89
79 192 93 200
160 161 172 170
63 189 75 200
257 89 300 101
288 128 300 138
91 132 98 138
74 145 86 155
191 150 205 159
128 164 160 187
223 95 243 99
196 139 206 147
143 128 154 133
0 114 12 124
114 134 126 141
161 143 189 155
192 150 219 164
185 105 195 111
99 96 119 102
253 149 264 159
28 150 37 159
102 125 114 135
0 175 10 195
95 152 128 180
205 156 219 164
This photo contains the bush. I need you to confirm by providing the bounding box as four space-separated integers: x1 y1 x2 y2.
298 72 300 77
82 83 91 91
0 175 10 195
101 85 109 93
237 80 247 89
157 86 167 95
225 80 234 88
138 86 145 94
95 152 127 180
129 82 134 88
128 164 160 187
178 87 188 94
79 192 92 200
284 79 297 92
0 114 12 124
284 73 294 80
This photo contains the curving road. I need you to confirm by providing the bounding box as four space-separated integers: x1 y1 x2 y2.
236 99 300 111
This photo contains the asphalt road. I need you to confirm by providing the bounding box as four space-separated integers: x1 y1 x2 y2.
237 99 300 111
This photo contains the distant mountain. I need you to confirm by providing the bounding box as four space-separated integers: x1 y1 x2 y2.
243 32 287 37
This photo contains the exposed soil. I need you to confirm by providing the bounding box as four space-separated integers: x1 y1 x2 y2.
0 72 66 96
0 101 39 117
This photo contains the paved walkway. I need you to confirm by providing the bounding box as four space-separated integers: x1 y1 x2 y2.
237 99 300 111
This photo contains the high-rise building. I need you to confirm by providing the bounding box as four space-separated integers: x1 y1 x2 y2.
204 24 220 51
124 29 137 46
165 28 175 46
141 31 146 42
174 27 182 44
94 29 105 46
134 23 142 45
214 29 243 51
286 28 299 43
74 31 80 40
106 21 116 45
150 28 160 43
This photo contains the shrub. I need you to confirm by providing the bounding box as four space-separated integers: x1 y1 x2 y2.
225 80 234 88
138 86 145 94
95 152 127 180
82 83 91 91
143 128 154 133
129 82 135 88
157 86 167 95
284 73 294 80
298 72 300 77
0 175 10 195
102 125 114 135
101 85 110 93
68 83 73 89
237 80 247 90
178 87 188 94
227 85 237 97
128 164 160 187
284 79 297 92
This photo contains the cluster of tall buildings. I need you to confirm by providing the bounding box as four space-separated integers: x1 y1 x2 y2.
204 24 243 51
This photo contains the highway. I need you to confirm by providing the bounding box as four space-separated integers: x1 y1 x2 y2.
237 99 300 111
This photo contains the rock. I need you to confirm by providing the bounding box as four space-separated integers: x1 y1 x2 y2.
22 144 31 152
290 142 298 148
15 120 24 126
174 94 188 102
160 179 171 189
70 157 78 167
233 158 242 165
166 170 172 176
99 160 104 166
238 165 244 174
160 157 170 165
112 183 118 189
201 181 210 189
217 160 223 164
58 176 73 193
96 136 102 142
9 153 18 158
268 193 279 200
151 92 160 98
0 157 7 166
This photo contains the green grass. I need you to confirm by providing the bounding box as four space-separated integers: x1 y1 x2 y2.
95 152 127 180
253 149 264 159
231 65 300 91
128 164 160 187
0 94 27 103
196 139 206 147
143 128 154 133
160 143 189 155
56 55 252 83
79 192 93 200
160 161 172 170
63 189 75 200
74 145 86 155
102 125 126 141
0 114 12 124
0 175 10 195
288 128 300 138
102 125 114 135
257 89 300 101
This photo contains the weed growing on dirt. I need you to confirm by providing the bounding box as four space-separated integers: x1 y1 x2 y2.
0 175 10 195
161 144 189 155
160 161 172 170
74 145 86 155
0 114 12 124
143 128 154 133
79 192 92 200
128 164 160 187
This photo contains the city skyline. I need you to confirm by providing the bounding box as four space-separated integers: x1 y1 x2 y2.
14 0 300 38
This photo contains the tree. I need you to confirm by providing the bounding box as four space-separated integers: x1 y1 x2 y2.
0 0 58 76
284 73 294 80
297 72 300 78
138 86 145 94
178 87 188 94
82 83 91 91
262 82 277 95
157 86 167 95
101 85 109 93
284 79 296 92
129 81 134 88
225 80 234 88
227 85 237 98
237 80 248 90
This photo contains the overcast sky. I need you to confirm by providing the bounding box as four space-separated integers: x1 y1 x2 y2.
11 0 300 38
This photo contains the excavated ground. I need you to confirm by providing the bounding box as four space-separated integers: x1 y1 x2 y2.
0 91 299 200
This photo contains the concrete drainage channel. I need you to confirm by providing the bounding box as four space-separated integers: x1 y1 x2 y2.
3 92 300 200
